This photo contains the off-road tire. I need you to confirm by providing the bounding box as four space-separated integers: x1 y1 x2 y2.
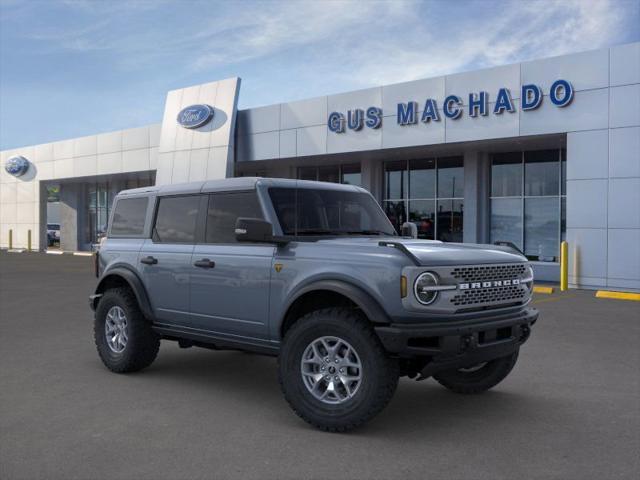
94 287 160 373
278 307 399 432
433 349 519 394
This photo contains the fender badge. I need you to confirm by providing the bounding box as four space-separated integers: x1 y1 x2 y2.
274 263 283 273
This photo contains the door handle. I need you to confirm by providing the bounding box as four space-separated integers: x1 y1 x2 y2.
140 256 158 265
194 258 215 269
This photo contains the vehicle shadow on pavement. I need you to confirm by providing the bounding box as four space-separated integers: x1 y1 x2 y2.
131 345 572 437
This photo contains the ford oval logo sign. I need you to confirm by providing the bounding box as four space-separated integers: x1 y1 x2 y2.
176 104 214 129
5 156 30 177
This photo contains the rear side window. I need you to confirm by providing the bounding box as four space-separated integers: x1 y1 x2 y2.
205 192 263 243
110 197 148 236
153 195 200 243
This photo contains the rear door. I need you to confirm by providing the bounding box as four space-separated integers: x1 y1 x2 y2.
190 191 274 340
139 194 204 325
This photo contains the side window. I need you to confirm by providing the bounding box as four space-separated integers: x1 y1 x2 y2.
110 197 148 236
153 195 200 243
205 192 263 243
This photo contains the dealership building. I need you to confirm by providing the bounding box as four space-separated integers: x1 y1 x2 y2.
1 42 639 291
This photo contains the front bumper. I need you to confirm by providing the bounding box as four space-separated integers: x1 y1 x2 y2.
375 307 538 375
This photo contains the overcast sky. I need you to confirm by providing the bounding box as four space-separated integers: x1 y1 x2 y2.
1 0 639 149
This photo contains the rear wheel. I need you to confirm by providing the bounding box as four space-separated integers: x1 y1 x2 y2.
433 350 519 394
278 308 399 432
94 287 160 373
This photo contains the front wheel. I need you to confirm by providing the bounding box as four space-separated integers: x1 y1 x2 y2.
433 350 519 394
278 308 399 432
94 287 160 373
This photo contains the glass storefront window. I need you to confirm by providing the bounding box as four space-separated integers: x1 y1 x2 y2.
297 164 361 187
318 165 340 183
524 197 559 261
409 159 435 199
409 200 435 239
384 160 407 200
437 157 464 198
383 200 407 234
436 199 464 242
524 150 560 196
341 164 362 186
490 198 523 251
490 149 565 262
383 156 463 240
491 152 522 197
84 173 155 247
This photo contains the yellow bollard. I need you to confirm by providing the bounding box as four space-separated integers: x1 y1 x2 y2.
28 229 32 251
560 241 568 291
8 229 12 249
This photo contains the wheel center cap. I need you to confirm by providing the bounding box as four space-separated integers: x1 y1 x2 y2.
328 366 336 374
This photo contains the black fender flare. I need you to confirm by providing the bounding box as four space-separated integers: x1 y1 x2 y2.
282 279 391 329
93 266 154 321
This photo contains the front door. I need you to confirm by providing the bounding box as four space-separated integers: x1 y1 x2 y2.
189 191 274 340
139 194 202 326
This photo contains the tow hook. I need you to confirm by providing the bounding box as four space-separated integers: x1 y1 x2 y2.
462 335 477 351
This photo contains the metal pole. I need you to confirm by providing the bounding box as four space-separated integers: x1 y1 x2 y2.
8 229 12 249
28 229 32 251
560 241 568 291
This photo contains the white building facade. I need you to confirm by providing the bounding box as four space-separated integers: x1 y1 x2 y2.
1 43 639 291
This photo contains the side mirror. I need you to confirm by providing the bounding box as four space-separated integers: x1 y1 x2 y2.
401 222 418 239
235 217 275 243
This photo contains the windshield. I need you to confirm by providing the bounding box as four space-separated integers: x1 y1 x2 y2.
269 187 396 237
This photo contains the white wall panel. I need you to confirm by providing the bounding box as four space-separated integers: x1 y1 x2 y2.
279 130 296 158
74 135 97 157
566 129 609 180
520 88 609 136
123 126 150 151
609 84 640 128
97 131 122 155
382 117 444 149
566 228 608 278
34 143 54 163
122 149 150 173
53 140 74 160
296 125 327 157
73 155 97 178
521 48 609 92
608 178 640 228
281 97 327 129
446 104 519 142
97 152 122 175
53 158 74 178
610 43 640 86
566 179 608 228
608 229 640 280
609 127 640 178
382 77 445 113
446 64 521 101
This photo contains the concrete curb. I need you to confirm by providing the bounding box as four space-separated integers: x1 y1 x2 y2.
595 291 640 302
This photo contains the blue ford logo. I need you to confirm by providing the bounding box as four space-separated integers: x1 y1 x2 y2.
5 156 30 177
176 104 214 129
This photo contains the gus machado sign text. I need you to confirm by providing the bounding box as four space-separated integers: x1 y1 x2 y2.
327 79 573 133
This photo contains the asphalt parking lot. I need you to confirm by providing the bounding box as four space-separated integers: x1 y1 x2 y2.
0 251 638 480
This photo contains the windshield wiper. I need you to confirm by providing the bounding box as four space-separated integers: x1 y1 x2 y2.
295 229 348 236
345 230 388 236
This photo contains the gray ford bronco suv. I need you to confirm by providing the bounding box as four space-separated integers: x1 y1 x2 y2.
90 177 537 431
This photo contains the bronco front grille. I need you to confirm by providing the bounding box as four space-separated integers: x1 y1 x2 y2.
449 263 529 308
451 264 527 283
451 285 526 307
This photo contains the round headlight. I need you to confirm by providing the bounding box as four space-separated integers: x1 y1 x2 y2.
414 272 439 305
524 264 534 292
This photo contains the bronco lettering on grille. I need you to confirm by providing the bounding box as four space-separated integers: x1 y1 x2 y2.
459 279 521 290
